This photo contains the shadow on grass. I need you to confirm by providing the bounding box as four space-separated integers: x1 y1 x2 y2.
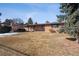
66 38 76 41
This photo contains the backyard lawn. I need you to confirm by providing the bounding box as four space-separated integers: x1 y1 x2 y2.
0 32 79 56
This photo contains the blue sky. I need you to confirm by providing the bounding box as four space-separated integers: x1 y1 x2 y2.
0 3 60 24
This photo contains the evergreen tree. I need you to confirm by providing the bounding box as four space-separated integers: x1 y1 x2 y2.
28 17 33 24
57 3 79 43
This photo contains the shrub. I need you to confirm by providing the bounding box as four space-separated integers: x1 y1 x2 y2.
58 28 65 33
15 29 26 32
49 29 56 33
0 26 12 33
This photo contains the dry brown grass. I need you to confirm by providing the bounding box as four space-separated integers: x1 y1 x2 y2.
0 32 79 56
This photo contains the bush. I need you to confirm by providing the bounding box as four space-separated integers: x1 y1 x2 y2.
0 26 12 33
49 29 56 33
58 28 65 33
15 29 26 32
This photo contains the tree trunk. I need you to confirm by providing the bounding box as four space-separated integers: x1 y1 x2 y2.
77 37 79 44
76 33 79 44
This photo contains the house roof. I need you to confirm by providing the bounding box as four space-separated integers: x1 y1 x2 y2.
24 22 63 27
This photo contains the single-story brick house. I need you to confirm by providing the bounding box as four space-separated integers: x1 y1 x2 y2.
24 22 64 32
0 22 64 32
